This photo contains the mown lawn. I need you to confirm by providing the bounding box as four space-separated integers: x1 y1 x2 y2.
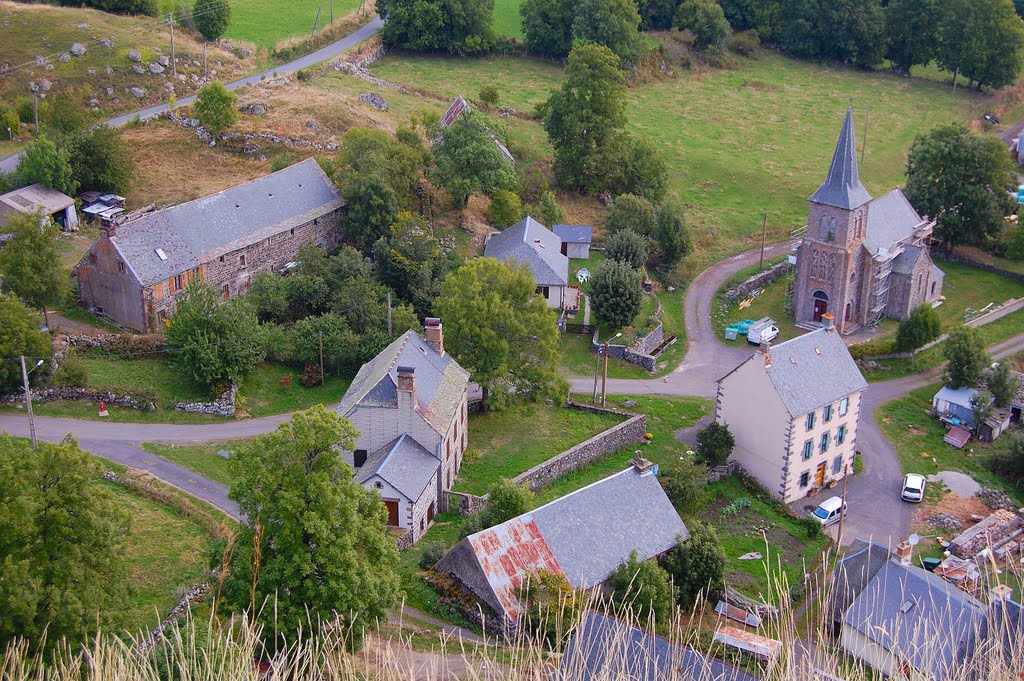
492 0 524 38
220 0 365 48
102 481 213 635
141 441 239 487
456 403 625 495
876 383 1023 504
371 50 989 274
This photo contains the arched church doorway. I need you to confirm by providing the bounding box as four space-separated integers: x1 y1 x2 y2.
812 290 829 322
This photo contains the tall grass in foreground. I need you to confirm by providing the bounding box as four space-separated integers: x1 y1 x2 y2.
2 553 1021 681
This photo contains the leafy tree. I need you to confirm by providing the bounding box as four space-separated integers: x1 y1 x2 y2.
431 111 517 206
589 259 643 330
572 0 645 64
972 388 995 428
605 229 649 269
481 479 534 527
537 191 565 227
943 326 989 389
606 193 657 236
223 405 400 650
988 432 1024 485
894 304 942 352
654 202 691 268
379 0 496 54
16 134 75 195
661 523 725 607
1007 226 1024 260
520 0 574 57
0 294 51 392
608 134 668 202
194 82 238 134
519 570 584 646
884 0 937 73
987 361 1022 407
673 0 732 52
780 0 887 67
478 85 499 106
373 213 451 316
0 210 67 327
904 125 1017 249
434 258 566 409
636 0 679 29
335 127 425 205
165 282 266 391
543 44 627 193
42 93 88 139
719 0 782 40
0 435 129 653
342 174 400 251
607 552 676 622
289 313 362 376
695 421 734 466
193 0 231 42
935 0 1024 90
67 127 134 194
659 455 709 515
487 189 523 227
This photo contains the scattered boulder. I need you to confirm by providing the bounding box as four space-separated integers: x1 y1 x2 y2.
100 39 112 48
87 98 99 108
242 142 259 155
157 55 170 67
87 67 96 75
153 46 161 53
304 119 318 130
149 62 164 74
77 23 90 29
45 63 54 71
105 87 114 96
192 59 201 67
0 62 9 74
239 101 268 116
928 513 963 533
105 66 114 75
58 53 71 63
163 82 174 92
112 97 120 105
129 86 146 99
35 55 48 66
127 49 142 63
177 74 185 83
132 64 145 74
70 43 87 57
29 79 51 93
357 92 388 111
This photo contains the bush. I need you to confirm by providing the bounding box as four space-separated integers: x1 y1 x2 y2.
659 455 708 514
478 85 500 107
589 260 644 330
519 569 583 646
605 193 657 236
729 29 760 55
607 551 676 622
894 304 942 352
1006 225 1024 260
605 229 649 269
848 337 896 359
296 68 312 82
695 421 734 466
418 541 448 570
487 189 523 228
661 523 724 607
673 0 731 52
52 352 88 388
481 479 534 528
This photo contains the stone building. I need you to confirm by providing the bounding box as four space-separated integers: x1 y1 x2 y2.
793 108 944 334
716 323 868 504
484 216 571 309
74 159 344 332
337 319 470 543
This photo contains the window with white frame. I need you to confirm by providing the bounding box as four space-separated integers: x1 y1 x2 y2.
839 396 849 416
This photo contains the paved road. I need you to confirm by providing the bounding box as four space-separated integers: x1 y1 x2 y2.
0 16 384 174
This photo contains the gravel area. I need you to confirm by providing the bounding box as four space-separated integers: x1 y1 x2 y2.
927 471 982 498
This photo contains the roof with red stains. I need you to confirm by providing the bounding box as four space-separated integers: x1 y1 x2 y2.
435 465 687 622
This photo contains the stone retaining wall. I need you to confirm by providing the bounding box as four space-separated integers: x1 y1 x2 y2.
725 259 794 301
934 250 1024 284
950 509 1023 559
0 386 156 411
446 490 488 516
591 322 665 372
173 384 236 417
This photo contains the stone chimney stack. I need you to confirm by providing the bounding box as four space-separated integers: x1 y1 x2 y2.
821 312 835 332
990 584 1014 603
424 317 444 356
100 223 117 238
761 340 772 368
632 451 654 476
397 366 416 394
895 540 912 566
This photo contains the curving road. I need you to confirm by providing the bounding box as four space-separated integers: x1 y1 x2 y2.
0 16 384 174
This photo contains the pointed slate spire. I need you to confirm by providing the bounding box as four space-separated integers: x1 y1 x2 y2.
809 107 873 210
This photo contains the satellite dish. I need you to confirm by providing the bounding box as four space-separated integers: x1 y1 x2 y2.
908 533 921 546
576 268 590 283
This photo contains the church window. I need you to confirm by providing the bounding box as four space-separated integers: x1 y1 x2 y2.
918 274 924 291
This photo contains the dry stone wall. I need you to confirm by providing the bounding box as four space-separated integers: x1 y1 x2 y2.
0 387 156 411
173 384 236 417
950 509 1023 559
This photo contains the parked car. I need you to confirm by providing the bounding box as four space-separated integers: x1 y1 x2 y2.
810 496 847 527
901 473 926 503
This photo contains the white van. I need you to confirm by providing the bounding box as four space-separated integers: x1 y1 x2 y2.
746 317 780 345
810 496 847 527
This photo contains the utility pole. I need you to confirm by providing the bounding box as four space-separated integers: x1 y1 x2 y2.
33 94 38 136
837 463 850 545
318 331 325 386
860 110 869 164
386 291 393 338
311 7 322 42
601 340 610 407
330 0 333 24
592 348 601 404
19 356 38 451
758 212 768 271
168 13 177 81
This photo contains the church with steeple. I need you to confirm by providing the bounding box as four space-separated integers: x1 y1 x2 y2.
793 108 945 335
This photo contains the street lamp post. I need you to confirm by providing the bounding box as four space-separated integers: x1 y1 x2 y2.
19 356 44 451
599 332 622 407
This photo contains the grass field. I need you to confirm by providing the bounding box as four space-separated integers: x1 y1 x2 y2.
141 441 238 486
876 383 1023 504
103 481 213 634
371 50 995 273
456 403 625 495
492 0 524 38
220 0 365 48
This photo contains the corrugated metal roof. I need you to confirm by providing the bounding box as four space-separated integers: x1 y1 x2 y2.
107 159 342 286
0 183 75 218
484 216 569 286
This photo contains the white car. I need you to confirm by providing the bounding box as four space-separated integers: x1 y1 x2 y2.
901 474 926 503
810 496 847 527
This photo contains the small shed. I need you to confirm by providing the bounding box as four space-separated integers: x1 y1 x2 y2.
0 183 78 231
978 407 1013 443
944 425 972 449
553 224 592 259
932 385 983 428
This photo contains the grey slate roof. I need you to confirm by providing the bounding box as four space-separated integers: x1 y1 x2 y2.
337 330 470 436
809 108 873 210
983 598 1023 666
355 434 439 502
484 216 569 286
559 611 756 681
755 328 868 417
843 560 987 680
864 189 928 257
108 159 343 286
891 245 925 276
553 224 593 244
828 539 891 624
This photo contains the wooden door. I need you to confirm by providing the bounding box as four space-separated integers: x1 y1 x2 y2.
384 500 400 527
813 299 828 322
815 462 826 487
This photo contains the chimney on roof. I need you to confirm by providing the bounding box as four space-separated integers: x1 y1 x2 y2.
822 312 835 332
895 540 912 566
632 451 654 476
990 584 1014 603
100 224 116 238
424 318 444 356
760 339 771 368
397 366 416 394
